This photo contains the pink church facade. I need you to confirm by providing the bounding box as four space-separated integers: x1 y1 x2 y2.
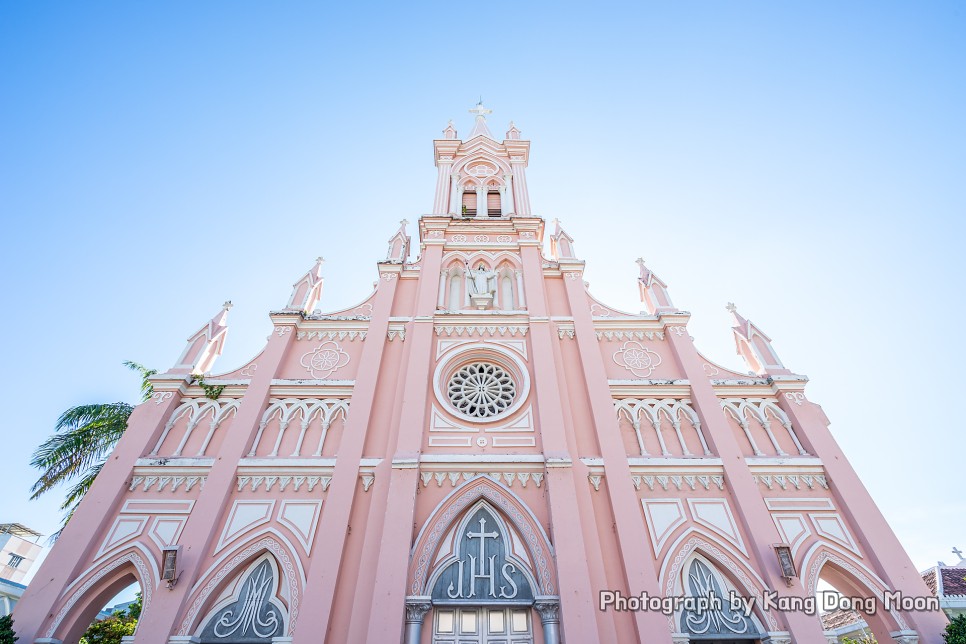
13 105 947 644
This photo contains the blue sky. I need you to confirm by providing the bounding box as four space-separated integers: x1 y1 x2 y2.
1 1 964 580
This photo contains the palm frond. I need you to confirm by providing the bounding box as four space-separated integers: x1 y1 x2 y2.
29 402 132 499
123 360 158 403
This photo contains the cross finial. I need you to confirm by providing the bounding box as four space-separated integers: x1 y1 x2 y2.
726 302 737 313
315 256 325 264
636 257 646 267
400 218 409 227
469 99 492 118
953 546 964 559
222 300 233 310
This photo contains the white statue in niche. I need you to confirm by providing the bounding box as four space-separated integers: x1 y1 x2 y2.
464 261 497 296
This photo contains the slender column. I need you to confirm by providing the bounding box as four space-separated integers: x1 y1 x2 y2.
294 267 401 642
133 314 300 642
502 174 514 215
510 159 530 216
403 596 432 644
13 377 187 641
363 237 446 642
518 244 601 643
514 270 526 308
534 597 561 644
558 267 675 642
437 269 447 309
773 386 948 640
662 322 829 642
449 173 460 216
476 186 486 218
433 158 453 214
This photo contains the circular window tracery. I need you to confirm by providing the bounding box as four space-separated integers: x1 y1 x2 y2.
447 362 516 418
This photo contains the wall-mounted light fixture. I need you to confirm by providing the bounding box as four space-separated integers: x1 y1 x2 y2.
162 545 181 589
773 544 797 586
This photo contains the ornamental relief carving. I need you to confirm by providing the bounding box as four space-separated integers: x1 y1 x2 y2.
613 340 663 378
299 341 350 378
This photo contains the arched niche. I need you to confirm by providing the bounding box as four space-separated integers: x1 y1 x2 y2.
42 547 153 644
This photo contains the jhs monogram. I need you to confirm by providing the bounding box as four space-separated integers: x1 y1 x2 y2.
446 517 520 599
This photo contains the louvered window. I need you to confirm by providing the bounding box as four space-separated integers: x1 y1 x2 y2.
461 191 476 216
487 191 501 217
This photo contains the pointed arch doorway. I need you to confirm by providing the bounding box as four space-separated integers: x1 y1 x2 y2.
406 481 561 644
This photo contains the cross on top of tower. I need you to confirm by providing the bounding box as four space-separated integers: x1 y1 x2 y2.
953 546 964 559
469 99 492 118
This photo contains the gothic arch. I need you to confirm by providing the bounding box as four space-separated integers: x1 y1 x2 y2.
178 531 305 637
193 554 289 643
659 530 780 633
409 475 556 596
43 544 155 642
800 542 909 636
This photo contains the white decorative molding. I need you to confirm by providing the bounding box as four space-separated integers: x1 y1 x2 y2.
360 473 375 492
96 516 148 558
564 271 581 280
381 272 399 281
588 474 603 491
520 232 535 240
764 498 834 511
296 330 367 342
809 513 860 555
771 514 811 558
236 475 331 493
299 341 351 379
274 326 291 337
419 471 544 489
129 474 207 493
642 499 687 555
148 517 187 551
613 341 663 378
153 391 173 406
753 473 828 490
239 363 257 377
686 499 747 555
496 235 512 243
633 473 725 492
451 234 467 242
475 234 490 242
121 499 195 514
702 363 720 377
594 330 665 341
784 392 806 406
278 501 322 553
387 324 407 341
434 325 528 337
669 325 687 337
216 501 275 552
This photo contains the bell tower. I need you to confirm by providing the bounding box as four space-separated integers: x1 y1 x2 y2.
433 101 531 219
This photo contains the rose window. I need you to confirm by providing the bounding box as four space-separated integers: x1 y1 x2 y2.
447 363 516 418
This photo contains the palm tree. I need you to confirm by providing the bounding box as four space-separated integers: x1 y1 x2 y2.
30 361 156 539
